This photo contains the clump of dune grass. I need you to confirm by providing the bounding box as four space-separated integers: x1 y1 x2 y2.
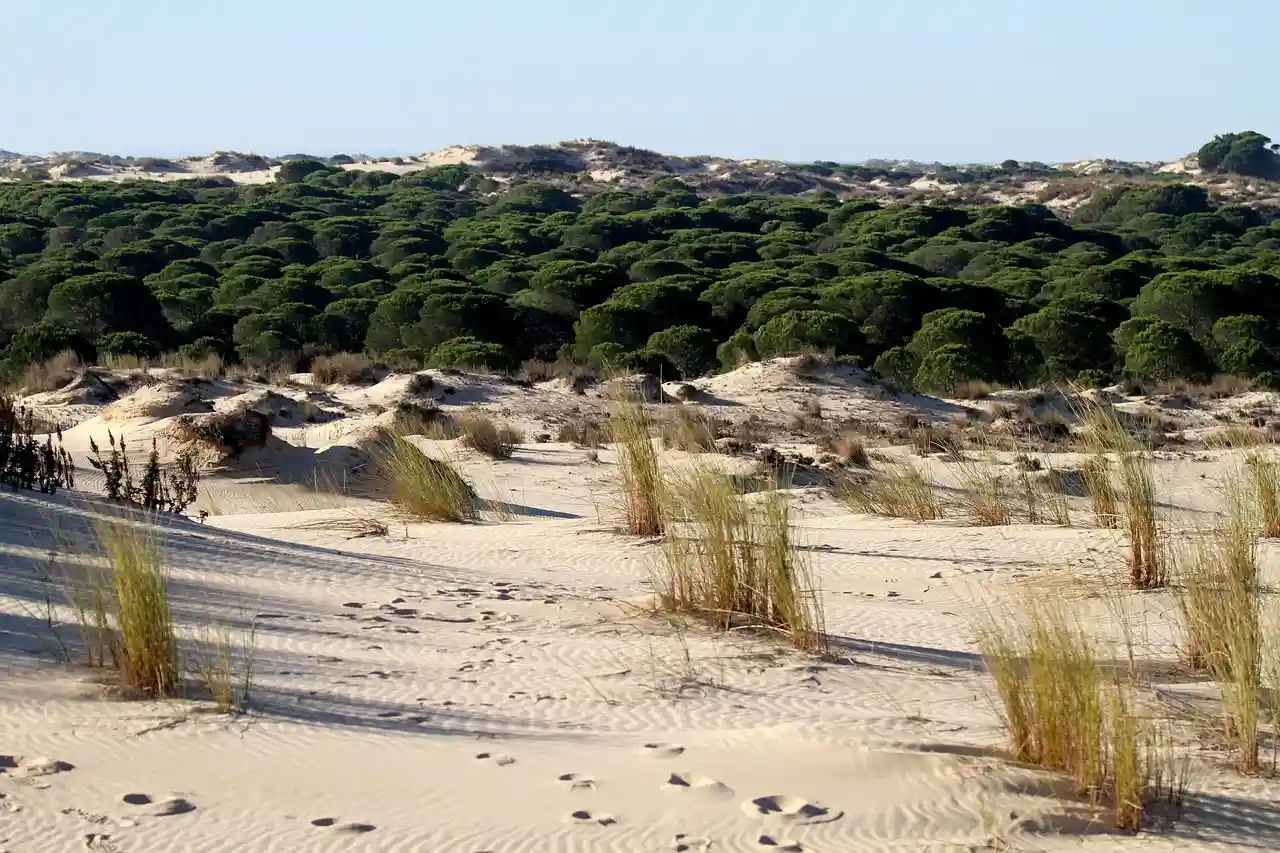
1082 456 1120 529
1245 452 1280 538
660 407 718 453
21 349 82 393
1081 400 1163 587
373 435 478 522
93 522 178 697
458 410 523 459
952 452 1014 526
192 620 257 713
825 431 870 467
310 352 376 385
658 468 826 653
1176 463 1263 773
839 461 941 522
1207 424 1269 449
609 397 665 536
976 598 1187 829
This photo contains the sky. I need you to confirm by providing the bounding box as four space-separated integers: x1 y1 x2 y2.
3 0 1276 164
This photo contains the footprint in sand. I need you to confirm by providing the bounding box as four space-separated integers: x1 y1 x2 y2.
742 795 841 826
311 817 376 833
757 834 803 851
558 773 596 791
84 833 120 852
640 742 685 759
474 752 516 766
121 793 197 816
565 809 616 827
672 833 714 851
0 792 22 813
0 755 73 788
661 773 734 800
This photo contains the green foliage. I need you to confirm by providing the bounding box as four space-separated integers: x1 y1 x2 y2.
1197 132 1280 180
0 160 1276 389
753 309 863 358
1123 320 1212 382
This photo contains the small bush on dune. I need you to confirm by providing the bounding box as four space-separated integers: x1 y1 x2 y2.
0 394 75 493
557 419 606 447
660 407 718 453
458 410 523 459
609 397 665 536
374 435 477 522
658 468 826 652
952 453 1014 526
310 352 377 385
88 433 200 513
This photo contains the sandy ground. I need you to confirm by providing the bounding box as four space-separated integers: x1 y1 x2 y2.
3 360 1280 852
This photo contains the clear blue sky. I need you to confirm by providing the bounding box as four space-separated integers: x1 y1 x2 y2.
3 0 1275 164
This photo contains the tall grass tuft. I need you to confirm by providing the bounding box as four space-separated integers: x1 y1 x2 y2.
374 435 478 522
609 397 665 536
94 522 177 697
193 620 257 713
976 599 1186 829
1176 464 1262 773
952 454 1014 526
1081 400 1162 587
839 461 941 522
1245 452 1280 537
658 468 826 652
310 352 376 385
1082 456 1120 529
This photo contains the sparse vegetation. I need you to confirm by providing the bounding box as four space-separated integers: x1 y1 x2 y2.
839 461 941 521
658 467 826 652
88 432 200 513
0 393 75 493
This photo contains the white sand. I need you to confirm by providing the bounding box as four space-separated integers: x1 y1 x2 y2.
3 361 1280 852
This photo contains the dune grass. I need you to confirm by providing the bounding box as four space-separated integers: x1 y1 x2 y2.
1245 452 1280 537
1082 456 1120 529
976 598 1186 829
92 521 178 697
609 397 665 536
192 620 257 713
310 352 376 385
952 453 1014 526
1176 463 1264 773
458 410 523 459
657 468 826 653
373 435 478 522
839 461 941 522
1081 401 1163 588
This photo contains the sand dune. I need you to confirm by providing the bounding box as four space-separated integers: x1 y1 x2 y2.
3 360 1280 852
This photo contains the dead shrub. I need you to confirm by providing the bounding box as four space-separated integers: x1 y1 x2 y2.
458 410 523 459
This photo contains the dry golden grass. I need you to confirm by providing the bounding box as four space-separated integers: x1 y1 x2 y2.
609 397 665 536
1246 452 1280 537
952 454 1014 526
1176 464 1263 773
192 620 257 713
458 410 523 459
839 461 941 522
1081 401 1163 587
657 468 826 653
373 436 478 522
310 352 376 385
976 598 1186 830
1082 456 1120 529
1206 424 1269 449
21 349 81 393
660 407 718 453
93 522 177 697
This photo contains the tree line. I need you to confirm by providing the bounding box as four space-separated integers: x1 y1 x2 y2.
2 137 1279 395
